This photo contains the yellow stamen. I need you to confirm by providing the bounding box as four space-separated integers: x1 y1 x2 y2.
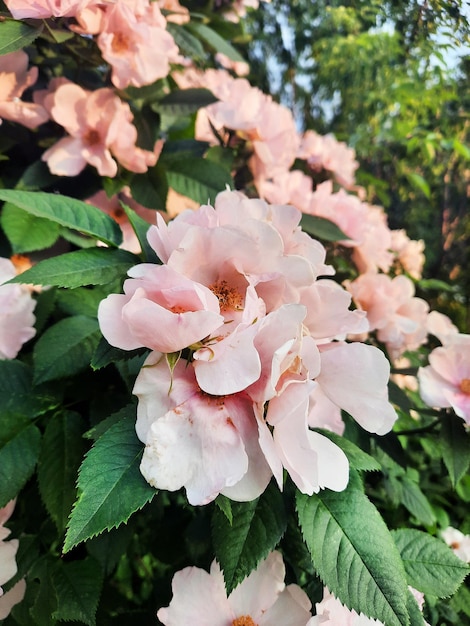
232 617 257 626
460 379 470 394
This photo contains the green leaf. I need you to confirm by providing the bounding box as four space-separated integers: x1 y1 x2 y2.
130 164 168 212
38 411 87 533
9 248 137 289
83 404 135 441
91 337 148 370
166 158 232 205
453 139 470 160
406 172 431 199
450 583 470 617
300 213 350 241
440 413 470 488
0 19 42 55
52 557 103 626
28 556 58 626
392 529 470 598
400 472 436 526
63 417 155 552
166 22 206 60
122 203 159 263
55 286 107 318
153 88 218 117
0 360 56 418
212 481 287 595
187 21 245 62
0 204 61 253
314 429 381 472
296 478 410 626
0 423 41 507
405 589 425 626
215 494 233 525
33 316 101 385
0 190 122 247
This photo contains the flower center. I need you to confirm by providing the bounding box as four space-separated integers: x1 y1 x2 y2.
209 279 243 311
232 617 257 626
83 129 101 146
460 379 470 395
112 31 130 53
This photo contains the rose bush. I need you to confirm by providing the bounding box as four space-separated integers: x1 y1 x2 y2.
0 0 468 624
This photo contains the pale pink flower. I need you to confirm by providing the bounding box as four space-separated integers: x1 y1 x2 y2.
157 551 313 625
4 0 91 18
426 310 458 345
86 187 159 254
306 182 393 274
215 52 250 76
96 0 180 89
134 352 272 505
418 333 470 424
41 82 158 177
98 264 224 354
298 130 359 189
0 51 49 129
390 229 425 280
346 273 429 359
0 258 36 360
312 588 385 625
0 500 26 619
257 169 313 213
441 526 470 562
311 342 398 436
156 0 189 24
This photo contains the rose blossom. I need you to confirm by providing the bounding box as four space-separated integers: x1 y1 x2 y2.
441 526 470 562
4 0 92 19
0 500 26 619
0 51 49 129
418 333 470 423
41 81 158 177
298 130 359 189
426 310 458 345
346 272 429 360
0 258 36 360
390 229 425 279
157 551 314 625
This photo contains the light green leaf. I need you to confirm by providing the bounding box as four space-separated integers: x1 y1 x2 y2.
212 481 287 595
153 88 218 117
52 557 103 626
440 413 470 488
406 172 431 198
392 529 470 598
0 19 42 55
63 418 155 552
9 248 137 289
0 190 122 247
300 213 350 241
33 316 101 385
38 412 87 533
0 204 61 253
166 158 232 205
0 423 41 507
187 21 245 62
296 476 410 626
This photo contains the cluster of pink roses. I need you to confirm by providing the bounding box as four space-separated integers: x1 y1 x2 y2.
98 189 398 505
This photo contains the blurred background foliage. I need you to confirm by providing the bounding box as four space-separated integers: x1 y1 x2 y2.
243 0 470 330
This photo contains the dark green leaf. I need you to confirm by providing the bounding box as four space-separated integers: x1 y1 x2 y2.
38 411 87 532
212 481 287 595
0 423 41 507
187 21 245 62
166 22 206 60
91 336 148 371
84 404 136 441
55 286 107 318
392 529 470 598
130 165 168 211
166 158 232 205
63 418 155 552
440 413 470 488
33 316 101 384
0 204 61 253
400 472 436 526
215 494 233 525
52 557 103 626
122 204 160 263
296 477 409 626
153 88 218 116
0 19 42 55
0 360 55 418
0 190 122 247
300 213 350 241
9 248 137 289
